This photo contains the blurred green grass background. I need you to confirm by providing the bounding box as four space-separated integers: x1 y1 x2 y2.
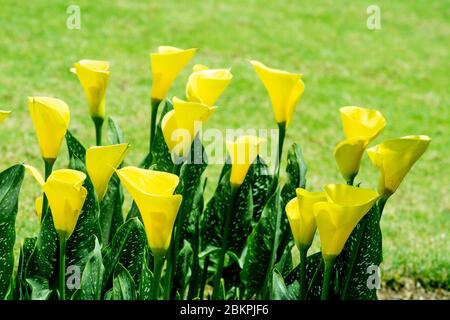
0 0 448 288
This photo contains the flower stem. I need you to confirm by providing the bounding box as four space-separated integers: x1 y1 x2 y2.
59 234 67 300
149 98 161 157
321 256 335 300
40 158 54 222
275 122 286 178
93 116 104 146
212 185 239 299
151 253 164 300
299 245 309 299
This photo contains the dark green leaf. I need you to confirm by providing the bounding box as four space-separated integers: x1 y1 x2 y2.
112 264 136 300
241 187 283 298
107 117 124 145
26 276 52 300
278 143 308 261
99 174 124 245
102 218 147 292
336 205 382 300
76 237 104 300
271 270 291 300
285 251 324 300
138 251 152 300
14 237 36 300
175 240 193 299
0 164 25 299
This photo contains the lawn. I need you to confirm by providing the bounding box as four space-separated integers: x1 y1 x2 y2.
0 0 448 289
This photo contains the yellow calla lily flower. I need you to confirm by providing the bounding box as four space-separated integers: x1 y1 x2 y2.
35 196 43 222
28 97 70 161
72 59 110 119
333 137 368 183
26 166 87 239
116 166 182 256
0 110 11 123
226 135 264 188
186 64 233 106
340 106 386 142
313 184 379 260
334 107 386 183
367 135 431 198
314 184 379 260
285 188 326 249
250 60 304 127
86 143 130 200
150 46 197 101
161 97 216 157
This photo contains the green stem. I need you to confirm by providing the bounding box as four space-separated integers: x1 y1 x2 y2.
275 122 286 178
199 255 210 300
92 116 104 146
321 257 335 300
151 254 164 300
346 174 356 186
149 98 161 156
172 162 183 176
299 245 309 300
59 234 67 300
212 185 239 299
378 196 388 218
40 159 55 222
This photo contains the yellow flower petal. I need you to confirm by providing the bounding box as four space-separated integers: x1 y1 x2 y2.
73 59 110 119
116 166 182 255
186 64 233 106
314 184 379 258
0 110 11 123
28 97 70 160
226 135 264 187
340 106 386 142
23 164 45 186
139 194 182 255
333 137 368 182
250 60 304 127
86 143 130 200
162 97 216 157
367 135 431 197
43 169 87 239
285 188 326 248
150 46 197 100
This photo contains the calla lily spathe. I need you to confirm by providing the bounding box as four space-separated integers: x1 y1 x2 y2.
28 97 70 160
0 110 11 123
314 184 379 259
162 97 216 157
150 46 197 101
226 135 264 187
367 135 431 198
250 60 304 127
25 165 87 239
186 64 233 106
334 106 386 182
116 166 182 256
72 60 110 119
86 143 130 200
285 188 326 249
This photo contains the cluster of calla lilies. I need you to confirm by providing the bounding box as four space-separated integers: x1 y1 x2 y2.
0 46 430 300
